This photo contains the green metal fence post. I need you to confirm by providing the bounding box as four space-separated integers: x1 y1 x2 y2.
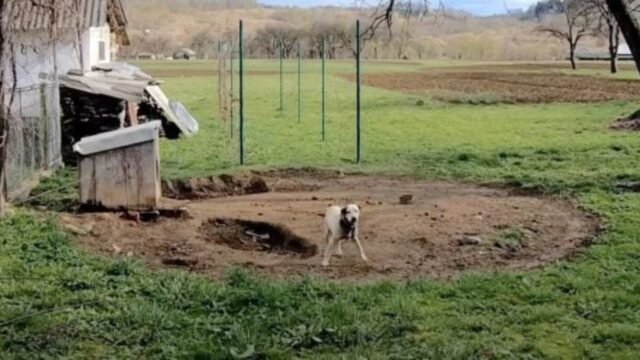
230 40 234 139
321 37 326 141
297 41 301 123
279 40 283 112
356 19 362 163
217 41 222 123
239 21 245 165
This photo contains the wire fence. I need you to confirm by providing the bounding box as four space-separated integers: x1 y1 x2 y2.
6 82 62 200
219 20 363 165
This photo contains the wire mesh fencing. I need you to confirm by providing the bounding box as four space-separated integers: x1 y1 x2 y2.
6 82 62 200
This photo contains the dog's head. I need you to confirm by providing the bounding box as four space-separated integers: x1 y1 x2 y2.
341 204 360 225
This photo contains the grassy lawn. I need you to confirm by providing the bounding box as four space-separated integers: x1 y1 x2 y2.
3 60 640 358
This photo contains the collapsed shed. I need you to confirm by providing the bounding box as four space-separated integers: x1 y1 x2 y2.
60 62 198 164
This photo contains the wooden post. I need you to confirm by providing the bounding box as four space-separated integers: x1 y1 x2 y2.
321 37 326 141
356 20 362 163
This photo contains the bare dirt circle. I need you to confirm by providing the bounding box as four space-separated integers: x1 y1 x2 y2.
62 170 600 282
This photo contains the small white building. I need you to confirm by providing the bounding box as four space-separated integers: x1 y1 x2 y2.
4 0 129 89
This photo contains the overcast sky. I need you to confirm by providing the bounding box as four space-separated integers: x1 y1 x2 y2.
258 0 540 16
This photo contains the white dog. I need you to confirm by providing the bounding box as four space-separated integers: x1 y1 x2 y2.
322 204 368 267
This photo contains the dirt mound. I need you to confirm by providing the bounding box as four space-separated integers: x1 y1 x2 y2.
341 71 640 104
202 218 317 257
162 173 269 199
611 109 640 131
63 172 600 282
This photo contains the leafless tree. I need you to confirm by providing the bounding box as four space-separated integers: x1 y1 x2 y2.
359 0 434 42
309 21 344 59
586 0 639 73
142 33 174 58
190 30 214 59
266 25 300 58
251 25 300 58
251 28 281 58
393 13 416 59
537 0 595 70
606 0 640 74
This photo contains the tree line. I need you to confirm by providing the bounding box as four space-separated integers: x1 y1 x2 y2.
535 0 640 72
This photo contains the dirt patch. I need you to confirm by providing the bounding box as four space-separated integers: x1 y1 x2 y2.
428 62 638 73
162 173 269 199
341 71 640 104
62 171 600 282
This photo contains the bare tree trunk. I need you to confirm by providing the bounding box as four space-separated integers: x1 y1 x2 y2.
0 0 7 217
607 0 640 74
609 26 620 73
569 42 577 70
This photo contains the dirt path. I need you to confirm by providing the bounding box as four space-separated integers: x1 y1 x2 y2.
62 171 599 282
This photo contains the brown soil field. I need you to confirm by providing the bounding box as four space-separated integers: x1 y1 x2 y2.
344 71 640 104
61 170 599 282
145 68 278 78
431 62 638 73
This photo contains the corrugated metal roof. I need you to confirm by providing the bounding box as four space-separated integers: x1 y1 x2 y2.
5 0 125 31
60 64 199 138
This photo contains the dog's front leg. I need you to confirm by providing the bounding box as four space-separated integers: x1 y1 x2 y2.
353 229 368 263
336 240 344 257
322 234 335 267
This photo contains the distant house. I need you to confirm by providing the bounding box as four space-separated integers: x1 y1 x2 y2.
135 52 157 60
576 43 633 61
173 48 197 60
619 44 633 61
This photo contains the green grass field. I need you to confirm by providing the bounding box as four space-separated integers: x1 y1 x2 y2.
3 59 640 359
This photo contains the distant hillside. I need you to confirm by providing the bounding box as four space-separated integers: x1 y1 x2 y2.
120 0 604 62
124 0 257 10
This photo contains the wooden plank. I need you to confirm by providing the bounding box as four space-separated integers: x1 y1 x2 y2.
119 141 159 210
93 148 127 209
134 141 160 208
154 132 161 203
78 156 96 205
126 101 139 126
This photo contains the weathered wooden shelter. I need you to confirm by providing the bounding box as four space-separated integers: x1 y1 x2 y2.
1 0 129 200
74 121 161 210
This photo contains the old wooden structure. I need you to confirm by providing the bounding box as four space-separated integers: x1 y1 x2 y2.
74 121 161 210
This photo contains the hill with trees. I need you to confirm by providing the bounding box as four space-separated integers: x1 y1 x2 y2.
120 0 613 62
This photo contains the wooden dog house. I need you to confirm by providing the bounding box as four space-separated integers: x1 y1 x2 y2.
74 121 161 210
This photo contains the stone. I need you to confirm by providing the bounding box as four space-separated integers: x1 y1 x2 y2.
458 235 483 246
